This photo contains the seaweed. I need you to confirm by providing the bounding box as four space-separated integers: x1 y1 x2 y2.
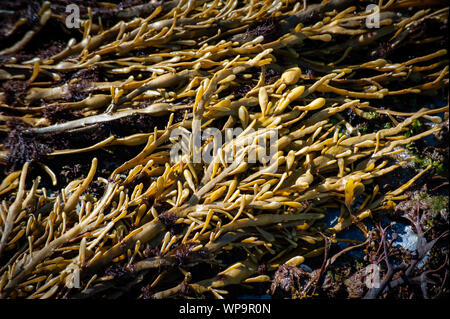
0 0 447 301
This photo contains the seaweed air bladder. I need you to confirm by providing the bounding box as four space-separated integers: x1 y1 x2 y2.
0 0 448 299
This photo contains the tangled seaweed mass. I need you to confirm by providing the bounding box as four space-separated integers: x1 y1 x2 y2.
0 0 448 299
